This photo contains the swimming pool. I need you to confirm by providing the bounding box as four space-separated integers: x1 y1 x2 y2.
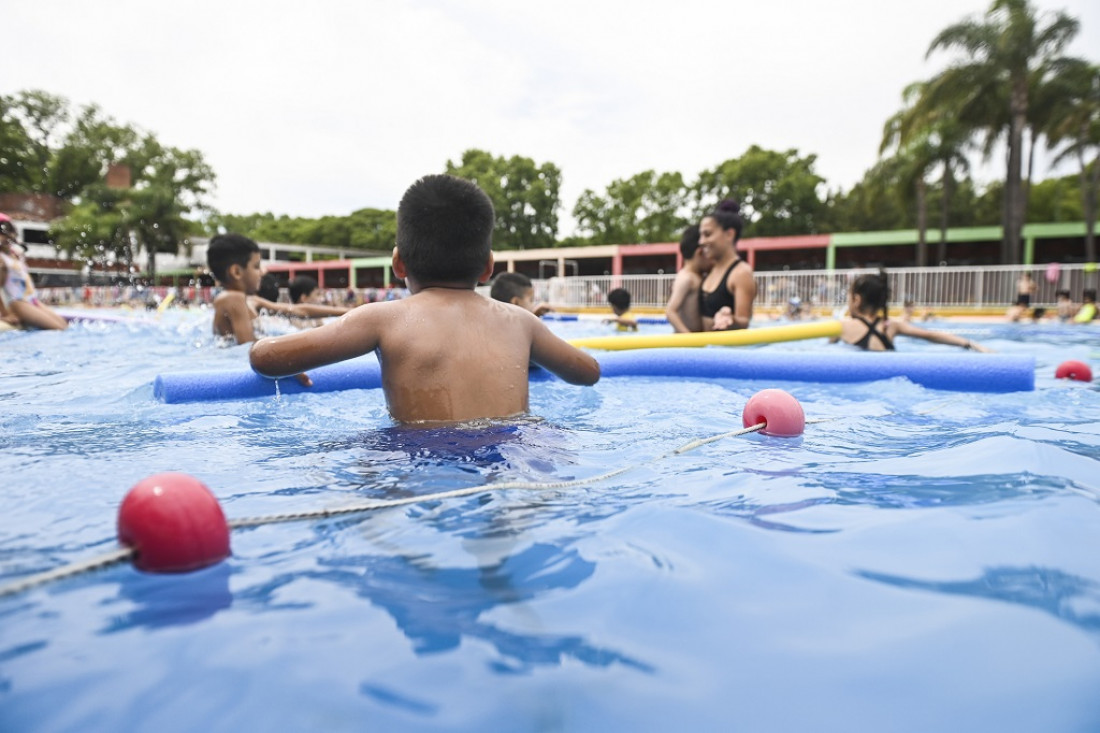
2 312 1099 732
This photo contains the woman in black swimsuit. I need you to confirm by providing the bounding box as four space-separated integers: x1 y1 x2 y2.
698 199 756 331
835 270 991 352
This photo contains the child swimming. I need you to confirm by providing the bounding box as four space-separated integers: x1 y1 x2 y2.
835 270 991 352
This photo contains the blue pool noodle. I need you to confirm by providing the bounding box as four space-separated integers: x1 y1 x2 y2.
154 349 1034 403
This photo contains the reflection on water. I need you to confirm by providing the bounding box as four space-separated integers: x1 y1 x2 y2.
234 542 653 675
856 565 1100 637
99 563 234 633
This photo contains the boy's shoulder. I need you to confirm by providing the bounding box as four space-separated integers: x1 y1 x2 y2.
213 288 247 305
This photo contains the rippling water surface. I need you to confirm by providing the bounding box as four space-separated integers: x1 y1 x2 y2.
1 311 1099 732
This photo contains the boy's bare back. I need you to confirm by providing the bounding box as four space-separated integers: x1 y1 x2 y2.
250 289 599 423
211 290 259 343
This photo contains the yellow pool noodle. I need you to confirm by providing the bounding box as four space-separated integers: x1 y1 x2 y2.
568 320 842 351
156 291 176 314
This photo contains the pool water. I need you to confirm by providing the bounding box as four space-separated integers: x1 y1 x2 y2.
1 312 1099 732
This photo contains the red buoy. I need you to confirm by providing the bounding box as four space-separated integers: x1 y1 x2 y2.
1055 360 1092 382
117 473 231 573
742 389 805 437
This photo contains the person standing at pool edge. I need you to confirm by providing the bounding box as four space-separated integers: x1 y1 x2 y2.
250 174 600 423
835 269 992 352
699 199 756 331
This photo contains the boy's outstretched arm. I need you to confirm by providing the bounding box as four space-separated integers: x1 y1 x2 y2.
250 308 379 378
529 322 600 385
252 296 352 319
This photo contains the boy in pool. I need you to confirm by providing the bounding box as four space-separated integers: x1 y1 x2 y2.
489 271 552 316
1055 290 1077 321
207 234 349 343
664 224 709 333
833 269 991 352
286 275 354 327
250 174 600 423
603 288 638 331
1073 289 1097 323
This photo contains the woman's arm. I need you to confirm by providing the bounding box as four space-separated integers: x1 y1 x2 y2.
894 321 992 352
729 266 756 329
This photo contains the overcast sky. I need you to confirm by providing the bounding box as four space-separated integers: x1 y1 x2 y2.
6 0 1099 233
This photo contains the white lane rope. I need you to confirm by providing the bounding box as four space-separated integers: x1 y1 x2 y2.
0 421 769 598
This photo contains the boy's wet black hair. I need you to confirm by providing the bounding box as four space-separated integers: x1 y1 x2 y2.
257 273 280 301
207 233 260 284
608 288 632 310
679 223 701 260
705 198 744 243
851 269 890 316
489 272 533 303
1055 289 1071 299
289 275 319 304
1083 288 1097 303
396 174 494 284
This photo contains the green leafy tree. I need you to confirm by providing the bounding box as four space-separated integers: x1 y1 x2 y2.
48 105 215 281
924 0 1080 263
445 149 561 249
0 94 44 192
571 170 688 245
690 146 828 237
1 90 69 193
1027 174 1083 222
827 159 914 233
347 207 397 250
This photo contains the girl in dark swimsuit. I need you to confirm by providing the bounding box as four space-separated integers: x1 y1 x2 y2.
836 269 992 352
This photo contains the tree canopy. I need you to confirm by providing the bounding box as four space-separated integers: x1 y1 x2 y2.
3 0 1098 274
0 91 216 280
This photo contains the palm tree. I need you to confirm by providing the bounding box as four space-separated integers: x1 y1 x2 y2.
882 84 973 265
924 0 1079 263
1044 60 1100 262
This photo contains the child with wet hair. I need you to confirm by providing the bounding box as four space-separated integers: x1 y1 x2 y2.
250 174 599 423
664 223 710 333
835 269 990 352
603 287 638 331
489 271 552 316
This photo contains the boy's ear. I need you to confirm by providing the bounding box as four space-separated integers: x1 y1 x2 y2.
391 247 408 279
227 263 243 282
477 252 495 285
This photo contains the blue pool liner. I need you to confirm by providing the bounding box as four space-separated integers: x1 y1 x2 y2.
154 350 1035 403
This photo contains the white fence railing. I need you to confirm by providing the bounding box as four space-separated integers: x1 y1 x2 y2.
35 264 1097 311
534 263 1097 311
